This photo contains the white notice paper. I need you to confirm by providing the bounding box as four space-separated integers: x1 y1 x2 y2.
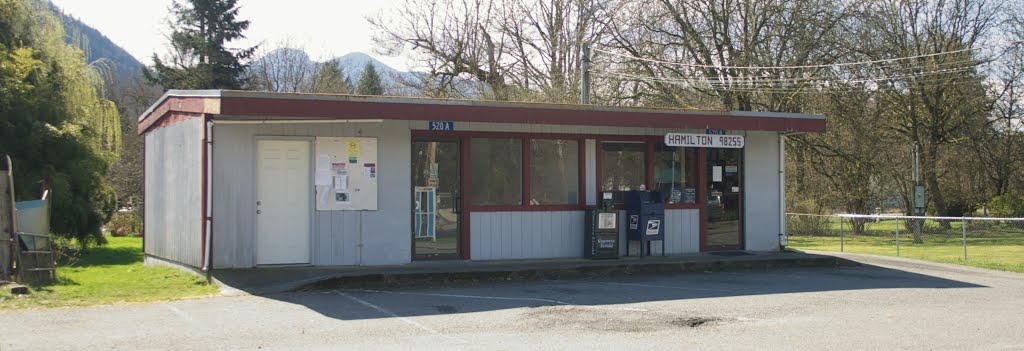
712 166 723 182
334 175 348 190
598 213 617 229
315 154 332 186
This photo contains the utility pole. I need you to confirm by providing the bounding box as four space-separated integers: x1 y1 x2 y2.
580 43 591 104
1 155 16 281
913 142 923 242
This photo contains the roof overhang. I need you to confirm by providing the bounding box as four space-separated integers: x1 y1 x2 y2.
138 90 826 135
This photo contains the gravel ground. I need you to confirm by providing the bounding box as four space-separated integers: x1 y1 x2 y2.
2 252 1022 351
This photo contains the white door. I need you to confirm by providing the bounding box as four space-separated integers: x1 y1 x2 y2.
256 140 311 265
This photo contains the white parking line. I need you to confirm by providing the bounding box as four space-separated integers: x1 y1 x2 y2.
164 304 197 325
339 288 650 312
335 291 463 342
554 280 753 294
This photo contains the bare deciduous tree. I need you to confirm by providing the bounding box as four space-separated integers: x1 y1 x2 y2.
246 40 317 92
369 0 611 102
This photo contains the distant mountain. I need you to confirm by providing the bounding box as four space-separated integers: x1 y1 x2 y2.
333 52 421 94
253 49 479 97
49 3 144 81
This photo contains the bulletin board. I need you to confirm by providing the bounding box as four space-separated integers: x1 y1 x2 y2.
314 137 378 211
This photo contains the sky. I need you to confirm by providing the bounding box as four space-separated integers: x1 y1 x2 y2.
48 0 410 71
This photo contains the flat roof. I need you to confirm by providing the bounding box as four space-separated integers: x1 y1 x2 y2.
138 90 826 134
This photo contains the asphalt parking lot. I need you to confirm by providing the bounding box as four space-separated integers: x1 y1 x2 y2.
3 253 1023 350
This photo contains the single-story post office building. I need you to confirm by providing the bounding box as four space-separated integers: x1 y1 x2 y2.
137 90 825 271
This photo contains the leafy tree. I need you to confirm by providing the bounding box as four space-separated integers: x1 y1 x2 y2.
356 62 385 95
0 0 121 245
145 0 256 89
310 59 354 94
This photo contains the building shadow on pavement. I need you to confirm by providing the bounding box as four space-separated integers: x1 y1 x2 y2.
224 256 987 321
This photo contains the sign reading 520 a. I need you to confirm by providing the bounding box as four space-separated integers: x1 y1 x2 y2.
664 133 744 148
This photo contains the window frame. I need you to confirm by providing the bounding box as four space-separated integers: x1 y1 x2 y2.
469 137 525 207
411 131 705 212
595 136 704 210
414 130 586 212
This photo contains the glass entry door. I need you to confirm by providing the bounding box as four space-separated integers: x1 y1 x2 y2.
412 139 462 259
705 148 743 251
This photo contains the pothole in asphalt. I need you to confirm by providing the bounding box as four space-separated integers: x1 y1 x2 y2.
672 317 720 328
434 305 458 313
519 306 729 332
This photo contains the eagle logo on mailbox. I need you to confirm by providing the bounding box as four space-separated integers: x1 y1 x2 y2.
646 220 660 235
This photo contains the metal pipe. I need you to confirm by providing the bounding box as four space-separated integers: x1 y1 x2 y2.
962 216 967 262
840 216 844 252
895 218 900 257
779 133 787 249
203 119 214 282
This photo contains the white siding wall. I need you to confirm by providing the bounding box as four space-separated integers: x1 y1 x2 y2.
743 131 781 251
470 211 584 260
204 118 783 268
211 121 411 268
617 209 700 256
144 118 204 268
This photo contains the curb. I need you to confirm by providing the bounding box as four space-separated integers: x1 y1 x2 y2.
296 255 857 291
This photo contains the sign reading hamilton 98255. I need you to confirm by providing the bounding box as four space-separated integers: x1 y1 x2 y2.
664 133 744 148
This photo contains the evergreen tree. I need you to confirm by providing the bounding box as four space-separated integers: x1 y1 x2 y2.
0 0 120 245
356 62 385 95
144 0 256 89
309 59 354 94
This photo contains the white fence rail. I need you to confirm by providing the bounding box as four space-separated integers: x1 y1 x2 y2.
786 213 1024 269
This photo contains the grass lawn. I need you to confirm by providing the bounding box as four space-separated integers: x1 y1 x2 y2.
788 218 1024 273
0 236 219 309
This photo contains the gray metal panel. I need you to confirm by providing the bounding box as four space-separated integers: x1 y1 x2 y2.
743 131 781 251
469 211 584 260
585 139 596 206
144 118 204 268
211 120 411 268
649 209 700 255
619 209 699 256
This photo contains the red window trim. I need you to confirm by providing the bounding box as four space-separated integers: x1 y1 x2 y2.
595 136 706 210
416 130 588 212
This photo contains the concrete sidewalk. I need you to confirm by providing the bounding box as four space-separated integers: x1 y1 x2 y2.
213 251 854 295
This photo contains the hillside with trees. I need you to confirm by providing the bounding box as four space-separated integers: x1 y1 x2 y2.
0 0 123 245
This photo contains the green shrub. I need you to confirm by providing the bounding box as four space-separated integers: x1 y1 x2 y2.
988 194 1024 218
107 212 142 237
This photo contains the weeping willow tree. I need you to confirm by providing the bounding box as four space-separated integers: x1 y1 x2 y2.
0 0 121 246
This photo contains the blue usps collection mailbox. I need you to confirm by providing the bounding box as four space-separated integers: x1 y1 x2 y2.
625 190 665 257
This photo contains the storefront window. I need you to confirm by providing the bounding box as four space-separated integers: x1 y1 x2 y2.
529 139 579 205
654 145 697 204
600 142 646 199
471 138 522 205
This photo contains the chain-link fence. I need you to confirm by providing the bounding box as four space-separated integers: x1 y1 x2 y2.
786 213 1024 272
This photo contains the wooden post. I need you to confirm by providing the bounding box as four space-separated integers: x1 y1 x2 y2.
0 155 16 281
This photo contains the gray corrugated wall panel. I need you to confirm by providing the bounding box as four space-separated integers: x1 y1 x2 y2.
585 139 597 206
743 131 781 251
469 211 584 260
211 121 411 268
649 209 699 255
144 118 203 268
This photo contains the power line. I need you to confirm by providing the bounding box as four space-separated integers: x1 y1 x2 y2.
593 65 979 89
592 46 976 71
594 68 983 94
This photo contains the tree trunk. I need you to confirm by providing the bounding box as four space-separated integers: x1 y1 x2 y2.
923 142 952 229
